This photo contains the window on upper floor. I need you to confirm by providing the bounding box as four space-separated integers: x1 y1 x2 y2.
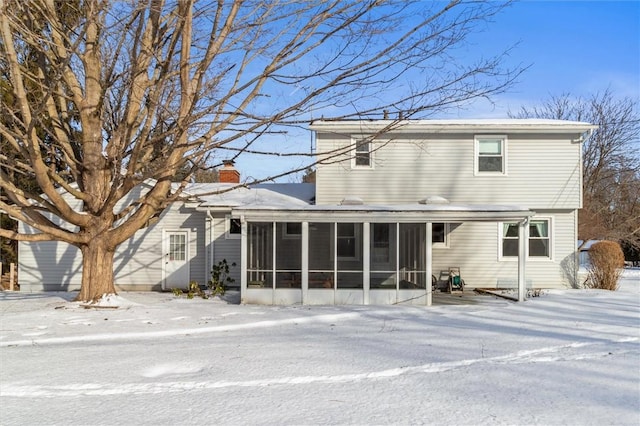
475 136 507 175
352 138 373 168
501 218 551 259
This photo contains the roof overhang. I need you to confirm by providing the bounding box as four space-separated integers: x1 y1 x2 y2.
231 203 534 223
309 119 598 135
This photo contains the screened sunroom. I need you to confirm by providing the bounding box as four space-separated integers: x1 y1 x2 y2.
234 203 534 306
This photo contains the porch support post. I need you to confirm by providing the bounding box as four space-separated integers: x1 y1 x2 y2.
272 222 277 304
517 218 528 302
426 222 433 306
240 217 247 304
363 222 370 305
302 221 309 305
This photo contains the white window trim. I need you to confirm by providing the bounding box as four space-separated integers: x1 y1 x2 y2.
528 217 553 261
225 215 241 239
475 135 507 176
432 223 450 249
498 217 553 261
351 137 374 169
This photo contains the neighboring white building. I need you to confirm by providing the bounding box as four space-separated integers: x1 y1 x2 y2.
18 119 597 305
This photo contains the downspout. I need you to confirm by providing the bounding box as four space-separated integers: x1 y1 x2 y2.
206 209 215 282
426 222 433 306
575 128 594 287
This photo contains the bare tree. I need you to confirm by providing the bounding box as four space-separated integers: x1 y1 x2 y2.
0 0 522 302
510 90 640 252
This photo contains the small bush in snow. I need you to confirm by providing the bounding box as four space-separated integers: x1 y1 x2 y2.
187 281 208 299
207 259 236 296
586 241 625 291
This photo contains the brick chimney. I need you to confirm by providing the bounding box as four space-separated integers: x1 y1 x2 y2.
219 160 240 183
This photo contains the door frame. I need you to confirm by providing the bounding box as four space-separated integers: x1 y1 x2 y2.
162 229 191 290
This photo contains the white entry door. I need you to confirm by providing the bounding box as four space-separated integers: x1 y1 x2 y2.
163 230 190 289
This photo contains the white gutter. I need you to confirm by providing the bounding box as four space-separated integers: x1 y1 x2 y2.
309 119 598 134
231 207 534 223
206 209 215 282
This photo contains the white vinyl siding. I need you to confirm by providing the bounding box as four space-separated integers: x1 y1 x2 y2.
315 132 582 209
211 215 242 286
18 185 207 291
429 212 576 290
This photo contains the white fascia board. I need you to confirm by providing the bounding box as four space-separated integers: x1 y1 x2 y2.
310 119 598 134
232 207 534 223
194 206 233 213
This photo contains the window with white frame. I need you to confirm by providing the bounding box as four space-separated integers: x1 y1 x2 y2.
432 223 449 248
226 216 241 239
502 222 519 257
476 136 506 174
352 138 373 168
501 219 551 259
529 219 550 257
337 223 358 258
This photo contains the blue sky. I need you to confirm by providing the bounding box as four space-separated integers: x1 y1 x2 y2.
231 0 640 182
460 0 640 117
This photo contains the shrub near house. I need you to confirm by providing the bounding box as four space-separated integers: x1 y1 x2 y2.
586 241 625 290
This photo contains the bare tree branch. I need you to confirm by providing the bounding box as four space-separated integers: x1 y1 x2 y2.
1 0 523 300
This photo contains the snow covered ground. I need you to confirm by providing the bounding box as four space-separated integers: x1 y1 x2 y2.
1 270 639 425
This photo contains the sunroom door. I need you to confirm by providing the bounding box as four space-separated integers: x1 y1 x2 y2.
370 223 397 290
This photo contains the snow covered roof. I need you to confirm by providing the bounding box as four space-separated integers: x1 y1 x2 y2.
186 183 315 209
232 199 534 222
310 118 597 134
578 240 603 251
184 182 531 221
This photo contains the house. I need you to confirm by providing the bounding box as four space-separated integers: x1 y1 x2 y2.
17 119 597 305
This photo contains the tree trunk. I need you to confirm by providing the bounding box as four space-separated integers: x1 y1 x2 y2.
75 238 117 302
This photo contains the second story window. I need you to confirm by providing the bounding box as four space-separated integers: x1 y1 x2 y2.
475 136 506 174
352 138 373 168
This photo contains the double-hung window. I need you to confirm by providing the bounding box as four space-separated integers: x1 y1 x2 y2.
501 219 551 259
529 220 550 257
337 223 358 259
502 223 520 257
352 138 373 168
476 136 506 174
